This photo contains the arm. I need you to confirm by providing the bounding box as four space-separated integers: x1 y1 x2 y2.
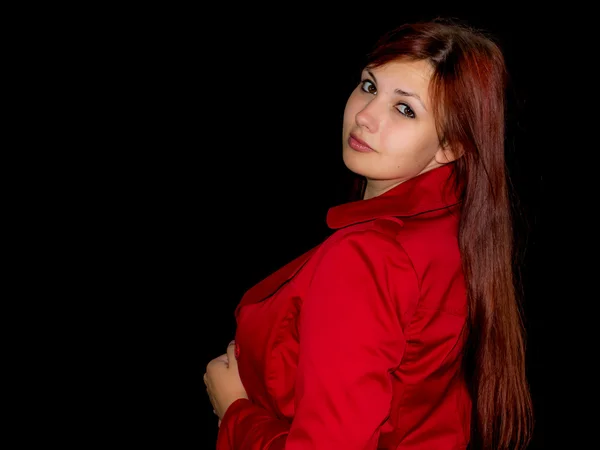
218 232 412 449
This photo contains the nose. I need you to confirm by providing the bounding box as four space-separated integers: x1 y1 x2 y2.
355 101 379 133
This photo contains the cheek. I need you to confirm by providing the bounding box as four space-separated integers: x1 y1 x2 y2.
382 124 439 156
342 94 361 130
342 108 354 132
379 125 411 156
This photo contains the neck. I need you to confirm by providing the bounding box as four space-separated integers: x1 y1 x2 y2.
363 179 403 200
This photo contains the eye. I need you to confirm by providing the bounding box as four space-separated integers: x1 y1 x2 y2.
360 79 377 94
396 103 416 119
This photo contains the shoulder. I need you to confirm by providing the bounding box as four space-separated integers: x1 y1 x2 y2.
325 216 405 247
300 219 420 317
314 218 413 273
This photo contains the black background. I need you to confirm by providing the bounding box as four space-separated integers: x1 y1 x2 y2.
71 5 598 449
191 8 546 448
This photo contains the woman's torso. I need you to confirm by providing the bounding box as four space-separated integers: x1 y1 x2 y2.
235 208 471 449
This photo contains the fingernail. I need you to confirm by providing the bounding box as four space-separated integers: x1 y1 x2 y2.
229 340 235 346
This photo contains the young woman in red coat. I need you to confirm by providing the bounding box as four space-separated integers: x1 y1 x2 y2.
204 18 534 450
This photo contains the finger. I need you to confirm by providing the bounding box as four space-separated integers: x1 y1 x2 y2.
207 391 216 410
215 353 229 364
207 355 229 373
227 341 237 365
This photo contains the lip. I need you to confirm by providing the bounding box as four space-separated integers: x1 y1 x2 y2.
348 134 374 153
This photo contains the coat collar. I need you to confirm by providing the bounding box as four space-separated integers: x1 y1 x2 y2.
326 164 460 229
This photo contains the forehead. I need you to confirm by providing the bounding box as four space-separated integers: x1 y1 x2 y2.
366 59 433 90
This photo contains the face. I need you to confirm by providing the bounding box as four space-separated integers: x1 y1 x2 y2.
342 59 455 195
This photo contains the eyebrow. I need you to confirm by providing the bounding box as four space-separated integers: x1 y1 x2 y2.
367 69 427 111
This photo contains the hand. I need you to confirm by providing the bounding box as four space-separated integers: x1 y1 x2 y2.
204 340 248 425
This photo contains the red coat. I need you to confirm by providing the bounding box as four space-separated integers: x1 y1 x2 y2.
217 165 471 449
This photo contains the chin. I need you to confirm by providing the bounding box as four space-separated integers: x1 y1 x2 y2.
342 148 369 177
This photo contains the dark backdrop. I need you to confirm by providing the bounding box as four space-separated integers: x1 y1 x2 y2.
39 2 600 448
104 6 577 449
186 9 547 449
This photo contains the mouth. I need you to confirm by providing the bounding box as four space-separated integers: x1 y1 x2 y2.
348 134 375 153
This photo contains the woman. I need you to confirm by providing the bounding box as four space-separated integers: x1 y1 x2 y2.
204 18 534 450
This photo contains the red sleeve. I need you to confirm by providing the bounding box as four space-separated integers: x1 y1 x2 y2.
216 399 289 449
217 231 412 449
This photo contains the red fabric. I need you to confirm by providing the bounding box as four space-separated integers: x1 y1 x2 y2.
218 166 471 449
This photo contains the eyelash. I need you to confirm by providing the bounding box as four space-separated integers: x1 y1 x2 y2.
359 79 416 119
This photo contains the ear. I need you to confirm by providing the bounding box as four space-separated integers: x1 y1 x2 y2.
434 141 462 164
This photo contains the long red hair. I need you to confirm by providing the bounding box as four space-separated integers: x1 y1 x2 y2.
362 19 534 449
